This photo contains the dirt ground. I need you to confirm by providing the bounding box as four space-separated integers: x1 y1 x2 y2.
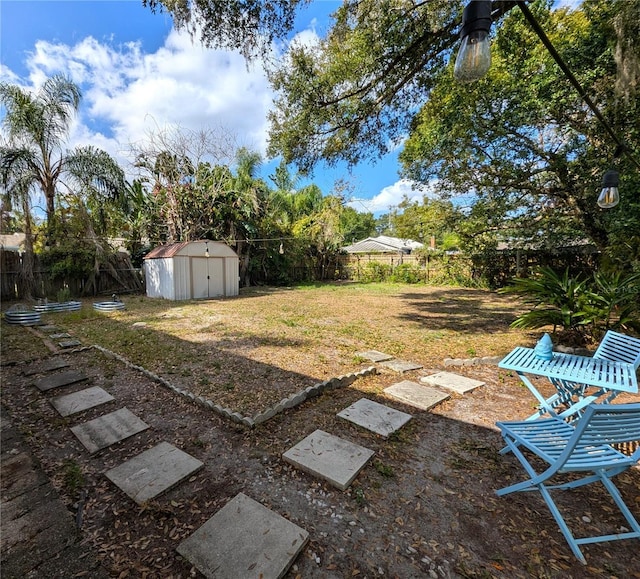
1 285 639 579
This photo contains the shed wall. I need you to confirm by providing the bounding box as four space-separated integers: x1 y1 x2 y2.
145 258 175 299
225 258 239 296
173 256 192 301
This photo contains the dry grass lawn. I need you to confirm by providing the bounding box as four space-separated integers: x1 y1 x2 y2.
18 283 534 416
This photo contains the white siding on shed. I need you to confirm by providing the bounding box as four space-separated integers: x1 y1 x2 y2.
143 240 239 301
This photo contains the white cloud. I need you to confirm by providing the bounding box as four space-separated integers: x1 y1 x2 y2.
6 28 276 175
348 179 426 214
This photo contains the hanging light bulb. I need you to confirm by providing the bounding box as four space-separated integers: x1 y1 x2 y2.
204 242 210 258
279 242 285 254
454 1 493 83
597 170 620 209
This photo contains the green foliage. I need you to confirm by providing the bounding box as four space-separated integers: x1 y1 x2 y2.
582 270 640 333
399 0 640 256
62 459 84 493
359 261 393 283
41 246 95 280
428 253 478 288
56 287 72 303
500 266 640 341
389 263 422 284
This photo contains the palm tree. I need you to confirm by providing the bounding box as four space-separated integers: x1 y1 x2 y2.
0 75 125 233
1 75 126 297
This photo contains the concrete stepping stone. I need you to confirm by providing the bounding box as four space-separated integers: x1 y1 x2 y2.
420 371 485 394
282 429 374 491
23 358 70 376
49 333 71 339
177 492 308 579
379 359 423 373
356 350 394 363
70 408 149 454
33 370 87 392
50 386 114 417
105 442 203 504
58 339 82 348
39 325 59 332
384 380 450 411
337 398 412 438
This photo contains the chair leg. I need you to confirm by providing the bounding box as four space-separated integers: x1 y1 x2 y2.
536 483 587 564
597 473 640 538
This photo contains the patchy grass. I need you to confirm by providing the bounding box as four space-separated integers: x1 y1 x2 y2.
3 283 534 416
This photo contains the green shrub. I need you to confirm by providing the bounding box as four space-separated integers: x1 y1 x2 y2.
499 266 640 343
360 261 392 283
390 263 423 284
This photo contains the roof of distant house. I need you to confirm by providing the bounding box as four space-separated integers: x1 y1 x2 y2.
342 235 424 254
0 233 26 251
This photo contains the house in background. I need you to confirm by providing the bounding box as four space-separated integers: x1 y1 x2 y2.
0 233 26 253
342 235 424 254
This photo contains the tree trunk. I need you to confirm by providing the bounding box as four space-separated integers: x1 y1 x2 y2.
18 197 37 300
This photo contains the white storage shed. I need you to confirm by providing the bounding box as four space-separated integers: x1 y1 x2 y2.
143 240 239 300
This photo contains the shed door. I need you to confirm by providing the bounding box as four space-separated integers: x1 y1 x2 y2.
191 258 224 298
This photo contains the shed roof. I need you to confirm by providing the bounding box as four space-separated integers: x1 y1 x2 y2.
144 240 237 260
342 235 424 254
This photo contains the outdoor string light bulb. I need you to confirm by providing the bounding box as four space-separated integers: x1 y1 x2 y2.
597 170 620 209
204 242 210 258
279 242 285 254
454 0 493 83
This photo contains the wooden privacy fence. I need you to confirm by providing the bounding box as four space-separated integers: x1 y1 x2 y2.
337 253 459 282
337 246 600 287
0 249 144 301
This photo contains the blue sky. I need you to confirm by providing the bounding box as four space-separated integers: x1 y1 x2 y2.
0 0 581 217
0 0 422 216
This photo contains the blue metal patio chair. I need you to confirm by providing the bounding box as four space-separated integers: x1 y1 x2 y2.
496 403 640 564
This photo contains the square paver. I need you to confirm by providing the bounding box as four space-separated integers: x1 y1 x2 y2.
70 408 149 453
49 333 71 339
50 386 114 417
356 350 394 363
59 339 82 348
282 429 374 491
384 380 450 411
33 370 87 392
420 371 485 394
39 325 59 332
23 358 70 376
177 492 309 579
379 359 423 373
105 442 203 504
337 398 412 438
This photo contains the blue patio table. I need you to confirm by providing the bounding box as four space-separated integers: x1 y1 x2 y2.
499 346 638 421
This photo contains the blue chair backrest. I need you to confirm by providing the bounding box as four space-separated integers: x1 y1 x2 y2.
593 331 640 370
579 403 640 449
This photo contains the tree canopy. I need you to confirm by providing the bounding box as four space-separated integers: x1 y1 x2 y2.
142 0 308 59
263 0 639 265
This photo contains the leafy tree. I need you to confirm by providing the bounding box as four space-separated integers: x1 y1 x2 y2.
339 206 376 245
130 124 239 243
390 195 462 249
400 0 640 259
267 0 469 173
143 0 307 59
